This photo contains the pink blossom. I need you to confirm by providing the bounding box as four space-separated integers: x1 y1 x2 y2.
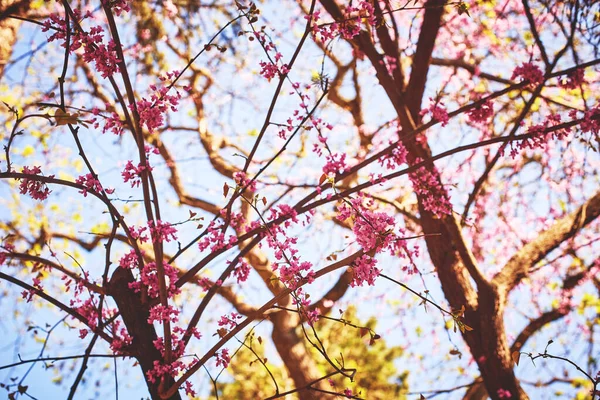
102 0 131 16
18 166 52 201
97 112 124 135
43 16 121 79
322 153 348 175
118 249 138 269
467 100 494 124
420 99 449 127
148 220 178 243
128 261 180 299
76 173 114 196
233 258 251 283
133 78 182 132
218 312 242 331
511 62 544 85
121 160 151 188
559 68 585 89
409 163 453 217
233 171 257 192
259 61 289 81
580 106 600 134
497 388 512 399
183 381 196 397
351 255 380 287
147 304 179 324
215 349 231 368
146 360 185 384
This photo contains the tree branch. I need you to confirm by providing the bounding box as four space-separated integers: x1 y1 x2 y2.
493 191 600 297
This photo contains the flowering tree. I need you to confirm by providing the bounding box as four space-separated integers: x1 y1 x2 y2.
1 0 599 399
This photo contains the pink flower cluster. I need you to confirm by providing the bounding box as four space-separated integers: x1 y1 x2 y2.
215 348 231 368
294 287 320 325
379 141 408 171
259 60 290 81
109 321 133 354
19 166 52 201
560 68 585 89
128 261 180 299
0 242 13 266
76 173 114 196
322 153 348 176
121 160 152 188
146 359 185 384
497 388 512 399
74 297 99 336
233 258 251 283
337 195 397 252
218 312 242 331
42 13 121 79
510 113 573 157
148 304 179 324
409 162 453 217
102 0 131 16
420 99 449 127
233 171 257 192
118 249 139 269
511 62 544 85
261 205 316 289
467 99 494 124
134 72 182 132
198 221 238 252
578 106 600 134
21 275 43 302
148 220 178 243
91 108 124 136
351 255 380 287
307 3 378 43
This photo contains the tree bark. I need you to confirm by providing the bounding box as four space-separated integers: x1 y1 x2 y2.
108 267 182 400
0 0 30 79
271 310 334 399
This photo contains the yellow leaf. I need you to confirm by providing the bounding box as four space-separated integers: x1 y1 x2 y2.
53 109 80 126
512 351 520 366
22 145 35 157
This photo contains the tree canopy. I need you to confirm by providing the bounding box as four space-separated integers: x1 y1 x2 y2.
0 0 599 399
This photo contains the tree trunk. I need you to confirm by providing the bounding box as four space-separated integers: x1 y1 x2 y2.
271 310 334 399
0 0 30 79
108 267 182 400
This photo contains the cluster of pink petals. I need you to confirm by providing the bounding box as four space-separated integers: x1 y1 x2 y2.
121 160 152 188
198 221 237 252
560 68 586 89
102 0 131 16
351 255 380 287
259 60 290 81
511 62 544 85
42 14 121 79
233 171 257 192
420 99 449 127
91 109 124 136
322 152 348 176
215 349 231 368
148 220 178 243
19 166 52 201
147 304 179 324
76 173 114 196
409 163 453 217
128 261 180 299
309 1 376 41
217 312 242 331
467 99 494 124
